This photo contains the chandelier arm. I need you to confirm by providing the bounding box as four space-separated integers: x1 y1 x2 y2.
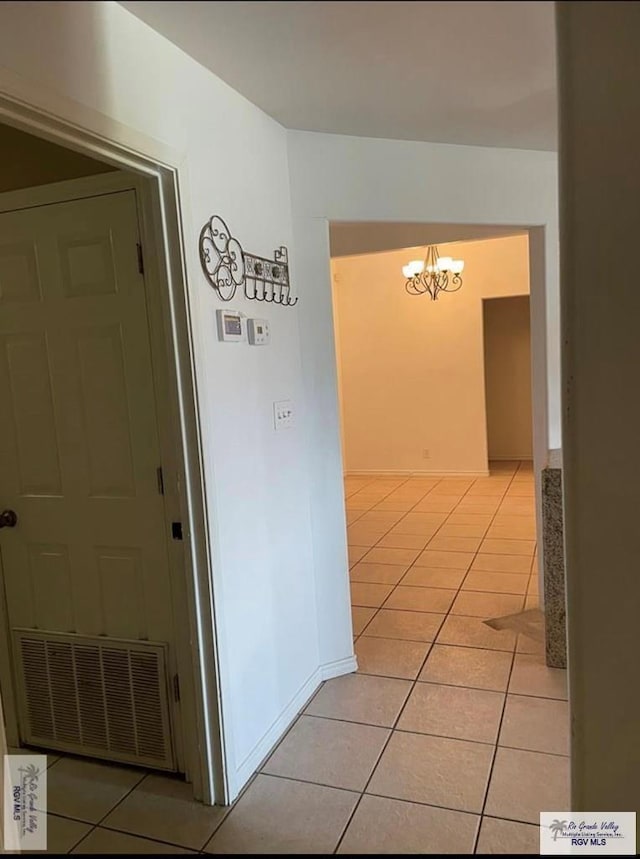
443 277 463 293
406 278 426 295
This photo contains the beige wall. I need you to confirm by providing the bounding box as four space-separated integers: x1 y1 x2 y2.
332 234 530 474
0 124 113 192
558 0 640 822
483 296 533 460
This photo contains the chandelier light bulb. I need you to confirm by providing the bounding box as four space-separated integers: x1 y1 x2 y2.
436 256 453 272
403 260 424 277
450 259 465 274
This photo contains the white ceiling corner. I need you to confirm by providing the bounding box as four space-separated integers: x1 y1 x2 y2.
120 1 557 152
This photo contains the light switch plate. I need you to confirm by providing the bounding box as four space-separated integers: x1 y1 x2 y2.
274 400 294 430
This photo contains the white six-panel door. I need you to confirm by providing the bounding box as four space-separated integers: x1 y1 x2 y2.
0 190 176 737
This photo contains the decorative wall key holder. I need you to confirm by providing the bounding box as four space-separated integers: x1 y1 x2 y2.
199 215 298 306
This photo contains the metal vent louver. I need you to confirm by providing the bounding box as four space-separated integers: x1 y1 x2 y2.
13 629 175 771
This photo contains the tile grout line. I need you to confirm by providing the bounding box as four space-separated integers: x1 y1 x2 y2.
359 463 524 642
379 463 520 715
61 768 230 854
61 817 100 855
77 818 214 854
264 768 543 829
375 466 521 635
350 474 446 564
472 648 518 854
356 476 475 635
347 474 435 570
337 464 527 851
334 476 456 852
347 466 556 849
344 473 382 499
64 770 149 854
467 465 524 854
301 713 569 756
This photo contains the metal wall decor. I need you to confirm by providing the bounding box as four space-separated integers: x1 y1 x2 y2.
199 215 298 306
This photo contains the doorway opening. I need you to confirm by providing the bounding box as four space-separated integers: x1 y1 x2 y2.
324 223 568 845
0 113 223 806
483 295 533 465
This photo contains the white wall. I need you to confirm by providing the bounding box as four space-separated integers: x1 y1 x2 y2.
289 130 558 665
484 295 533 460
0 0 328 802
332 235 530 474
558 1 640 821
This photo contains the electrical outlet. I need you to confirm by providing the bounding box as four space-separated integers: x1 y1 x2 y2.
422 448 431 459
274 400 294 431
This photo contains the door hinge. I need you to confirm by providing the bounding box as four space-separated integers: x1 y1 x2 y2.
156 466 164 495
136 242 145 275
173 673 181 702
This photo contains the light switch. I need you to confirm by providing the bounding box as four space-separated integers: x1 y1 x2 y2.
274 400 294 430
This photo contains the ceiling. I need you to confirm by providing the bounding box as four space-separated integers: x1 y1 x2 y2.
329 222 527 258
120 1 557 151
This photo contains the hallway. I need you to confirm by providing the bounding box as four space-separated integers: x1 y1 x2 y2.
22 463 568 854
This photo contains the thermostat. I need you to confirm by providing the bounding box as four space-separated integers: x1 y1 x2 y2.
216 309 244 342
247 318 270 345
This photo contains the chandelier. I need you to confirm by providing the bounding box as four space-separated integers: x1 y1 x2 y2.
402 245 464 300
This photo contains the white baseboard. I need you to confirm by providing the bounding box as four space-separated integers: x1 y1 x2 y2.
232 666 322 799
320 654 358 680
489 455 533 461
231 653 357 799
345 469 490 478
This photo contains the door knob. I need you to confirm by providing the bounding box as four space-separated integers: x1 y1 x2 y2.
0 510 17 529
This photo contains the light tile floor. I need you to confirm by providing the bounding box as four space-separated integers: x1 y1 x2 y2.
17 461 568 854
336 460 569 853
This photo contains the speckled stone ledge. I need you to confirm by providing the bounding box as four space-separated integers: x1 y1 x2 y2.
542 448 566 668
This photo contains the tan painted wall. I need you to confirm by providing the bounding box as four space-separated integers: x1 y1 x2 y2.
332 234 530 474
0 123 113 192
558 0 640 822
483 296 533 460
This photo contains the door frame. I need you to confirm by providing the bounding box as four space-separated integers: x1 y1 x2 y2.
0 102 226 804
326 222 549 591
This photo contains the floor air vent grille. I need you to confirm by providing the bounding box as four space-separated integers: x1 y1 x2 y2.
14 629 175 770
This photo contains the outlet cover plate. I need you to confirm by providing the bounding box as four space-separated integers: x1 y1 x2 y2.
274 400 294 430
